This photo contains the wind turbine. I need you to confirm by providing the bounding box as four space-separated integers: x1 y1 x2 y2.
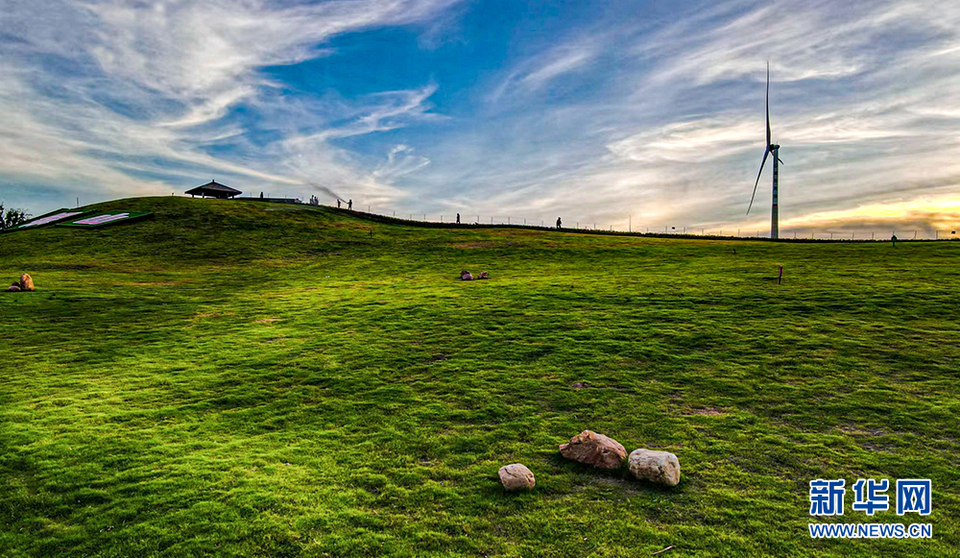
747 62 784 239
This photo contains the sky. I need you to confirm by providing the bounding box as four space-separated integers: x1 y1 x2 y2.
2 0 960 236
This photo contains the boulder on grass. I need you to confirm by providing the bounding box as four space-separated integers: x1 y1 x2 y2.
19 274 34 291
460 270 474 281
498 463 535 491
559 430 626 470
628 449 680 487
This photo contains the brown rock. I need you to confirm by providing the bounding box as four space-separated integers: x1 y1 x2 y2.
559 430 626 469
628 449 681 487
460 270 473 281
19 274 34 291
498 463 535 491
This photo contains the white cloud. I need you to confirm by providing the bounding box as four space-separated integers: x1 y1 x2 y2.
408 0 960 235
3 0 960 237
0 0 458 207
490 40 601 102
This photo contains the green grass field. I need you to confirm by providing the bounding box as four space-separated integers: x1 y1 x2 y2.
1 197 957 557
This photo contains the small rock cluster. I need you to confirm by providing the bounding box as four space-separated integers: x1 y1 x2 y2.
498 429 681 492
459 270 490 281
7 273 34 292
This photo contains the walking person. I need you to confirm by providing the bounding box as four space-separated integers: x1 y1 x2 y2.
456 213 460 224
556 217 562 229
348 199 353 210
337 199 341 208
891 233 898 248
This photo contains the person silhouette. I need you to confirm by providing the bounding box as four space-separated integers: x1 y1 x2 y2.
891 234 898 248
348 199 353 210
556 217 562 229
260 192 263 199
456 213 460 224
337 199 341 208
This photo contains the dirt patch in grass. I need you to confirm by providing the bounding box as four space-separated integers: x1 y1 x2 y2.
117 280 187 287
682 407 728 416
255 317 282 324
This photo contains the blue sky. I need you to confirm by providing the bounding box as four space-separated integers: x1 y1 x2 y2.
2 0 960 234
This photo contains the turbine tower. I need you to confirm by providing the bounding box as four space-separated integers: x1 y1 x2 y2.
747 62 784 238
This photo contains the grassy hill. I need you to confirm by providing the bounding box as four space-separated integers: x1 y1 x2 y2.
1 197 958 557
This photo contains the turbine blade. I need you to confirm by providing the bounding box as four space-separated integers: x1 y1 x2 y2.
747 147 770 215
778 157 784 165
766 61 771 147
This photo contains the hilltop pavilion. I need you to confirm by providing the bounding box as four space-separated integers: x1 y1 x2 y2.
185 180 242 199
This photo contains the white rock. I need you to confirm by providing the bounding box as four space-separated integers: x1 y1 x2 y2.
628 449 680 487
498 463 535 491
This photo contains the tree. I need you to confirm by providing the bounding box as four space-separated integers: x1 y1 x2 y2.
0 203 30 230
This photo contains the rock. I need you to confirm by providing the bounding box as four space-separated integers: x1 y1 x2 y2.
498 463 535 491
7 285 21 292
19 274 34 291
559 430 626 469
628 449 681 487
460 270 474 281
477 271 489 279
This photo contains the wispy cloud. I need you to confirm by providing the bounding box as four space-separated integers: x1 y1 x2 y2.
489 38 602 102
0 0 456 205
408 0 960 234
2 0 960 236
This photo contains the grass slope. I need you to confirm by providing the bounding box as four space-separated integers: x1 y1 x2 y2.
1 197 958 557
